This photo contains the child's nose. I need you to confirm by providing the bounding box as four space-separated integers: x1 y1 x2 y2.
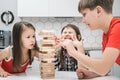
65 32 70 35
31 38 35 42
82 18 85 23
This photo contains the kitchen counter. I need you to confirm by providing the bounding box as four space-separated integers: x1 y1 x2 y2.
85 47 102 51
0 59 119 80
84 47 102 57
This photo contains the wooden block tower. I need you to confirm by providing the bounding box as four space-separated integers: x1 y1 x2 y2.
39 30 55 79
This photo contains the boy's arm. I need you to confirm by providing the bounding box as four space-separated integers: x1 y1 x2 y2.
77 53 101 79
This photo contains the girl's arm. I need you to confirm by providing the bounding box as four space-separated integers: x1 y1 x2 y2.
0 46 10 62
0 46 11 77
0 66 11 77
33 50 41 59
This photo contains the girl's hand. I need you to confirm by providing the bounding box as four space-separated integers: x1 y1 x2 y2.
54 35 64 48
0 70 11 77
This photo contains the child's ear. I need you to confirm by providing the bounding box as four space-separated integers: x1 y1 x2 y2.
78 35 81 40
96 6 102 16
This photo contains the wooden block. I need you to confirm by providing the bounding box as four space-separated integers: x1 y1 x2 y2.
40 63 55 73
41 73 55 79
41 67 55 72
39 30 55 38
40 63 55 68
39 29 55 79
43 37 55 40
40 40 55 47
39 30 55 35
40 47 55 53
40 63 55 66
40 40 55 44
41 68 55 73
41 71 55 75
41 58 55 63
40 53 55 59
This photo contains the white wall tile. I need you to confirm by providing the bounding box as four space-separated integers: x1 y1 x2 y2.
21 17 102 48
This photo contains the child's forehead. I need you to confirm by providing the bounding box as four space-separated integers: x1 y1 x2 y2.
64 27 73 30
23 26 34 31
81 8 90 12
22 27 35 34
63 27 76 32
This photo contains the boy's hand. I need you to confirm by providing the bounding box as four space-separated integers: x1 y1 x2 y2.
76 68 100 79
71 35 85 54
71 35 84 51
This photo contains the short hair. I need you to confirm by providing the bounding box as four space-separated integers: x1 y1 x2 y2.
78 0 114 14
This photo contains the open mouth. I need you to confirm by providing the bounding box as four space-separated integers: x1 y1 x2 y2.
64 37 72 40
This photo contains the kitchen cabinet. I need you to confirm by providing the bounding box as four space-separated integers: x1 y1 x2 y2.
17 0 82 17
17 0 48 17
49 0 80 17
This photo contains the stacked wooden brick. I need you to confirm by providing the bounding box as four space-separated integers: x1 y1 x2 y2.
39 30 55 79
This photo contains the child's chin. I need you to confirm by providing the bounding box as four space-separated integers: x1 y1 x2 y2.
29 47 34 49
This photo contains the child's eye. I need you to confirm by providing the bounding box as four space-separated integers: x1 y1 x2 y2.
33 35 35 38
63 32 67 34
83 13 86 17
27 36 30 38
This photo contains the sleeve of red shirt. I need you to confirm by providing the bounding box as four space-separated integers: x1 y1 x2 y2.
0 61 2 66
107 23 120 48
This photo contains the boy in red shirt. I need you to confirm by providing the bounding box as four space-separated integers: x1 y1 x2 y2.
60 0 120 79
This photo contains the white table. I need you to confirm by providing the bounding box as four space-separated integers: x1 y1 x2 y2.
0 59 120 80
0 70 119 80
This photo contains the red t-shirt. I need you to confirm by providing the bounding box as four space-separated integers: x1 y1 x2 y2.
0 57 29 73
102 17 120 65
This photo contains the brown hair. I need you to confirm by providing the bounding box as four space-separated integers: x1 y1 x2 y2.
58 24 81 70
61 24 82 41
12 21 39 72
78 0 114 14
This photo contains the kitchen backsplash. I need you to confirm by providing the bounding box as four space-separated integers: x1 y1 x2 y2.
0 0 119 49
0 17 102 48
20 17 102 48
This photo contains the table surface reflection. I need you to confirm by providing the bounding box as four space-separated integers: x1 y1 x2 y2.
0 59 119 80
